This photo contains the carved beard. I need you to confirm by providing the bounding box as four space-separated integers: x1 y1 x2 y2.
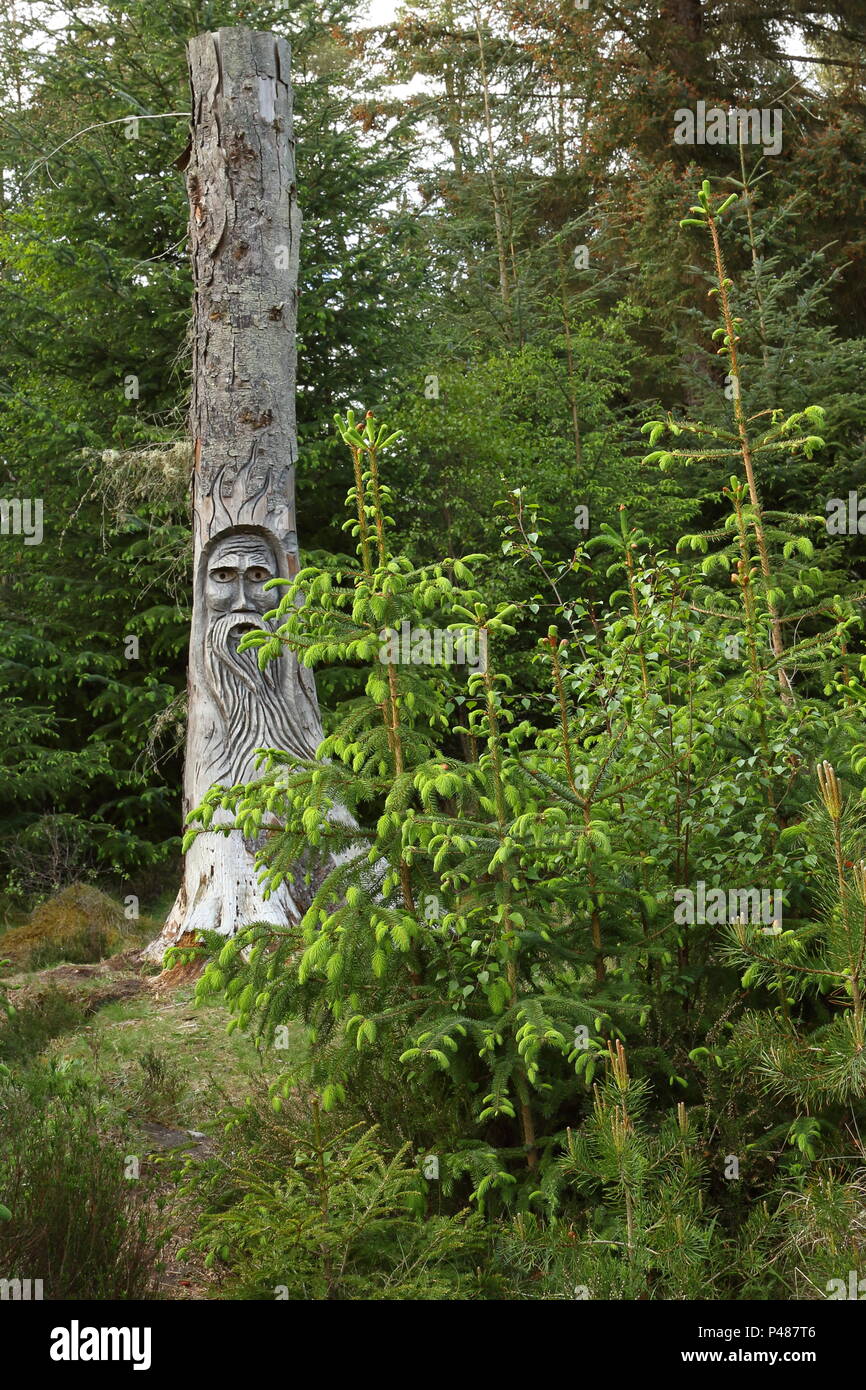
203 611 310 782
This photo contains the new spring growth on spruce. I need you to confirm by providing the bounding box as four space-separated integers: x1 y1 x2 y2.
817 761 843 821
333 407 402 453
678 178 738 230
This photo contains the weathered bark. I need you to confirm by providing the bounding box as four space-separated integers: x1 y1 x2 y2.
146 28 322 962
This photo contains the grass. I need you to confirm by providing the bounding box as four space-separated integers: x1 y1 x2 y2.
0 984 89 1065
0 1064 164 1300
0 880 310 1300
39 983 305 1128
0 941 308 1301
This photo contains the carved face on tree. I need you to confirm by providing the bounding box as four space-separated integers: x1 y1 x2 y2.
199 529 311 779
205 535 277 620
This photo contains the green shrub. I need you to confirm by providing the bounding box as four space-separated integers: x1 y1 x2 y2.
182 1091 487 1300
0 985 87 1064
0 1064 163 1299
174 191 866 1295
125 1046 185 1124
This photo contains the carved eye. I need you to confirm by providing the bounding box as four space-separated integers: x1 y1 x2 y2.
247 567 270 583
211 568 235 582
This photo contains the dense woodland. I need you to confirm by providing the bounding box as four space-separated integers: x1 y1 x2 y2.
2 0 866 1304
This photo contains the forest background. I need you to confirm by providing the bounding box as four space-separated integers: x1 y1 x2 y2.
2 0 866 1302
1 1 864 898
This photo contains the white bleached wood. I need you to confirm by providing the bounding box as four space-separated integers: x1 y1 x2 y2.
146 29 322 962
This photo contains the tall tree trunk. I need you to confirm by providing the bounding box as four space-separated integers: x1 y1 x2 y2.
146 27 322 962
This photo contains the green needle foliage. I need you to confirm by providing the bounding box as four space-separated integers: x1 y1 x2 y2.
168 189 866 1294
181 1093 488 1301
179 395 865 1231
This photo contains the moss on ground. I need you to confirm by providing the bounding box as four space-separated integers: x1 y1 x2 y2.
0 882 134 966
